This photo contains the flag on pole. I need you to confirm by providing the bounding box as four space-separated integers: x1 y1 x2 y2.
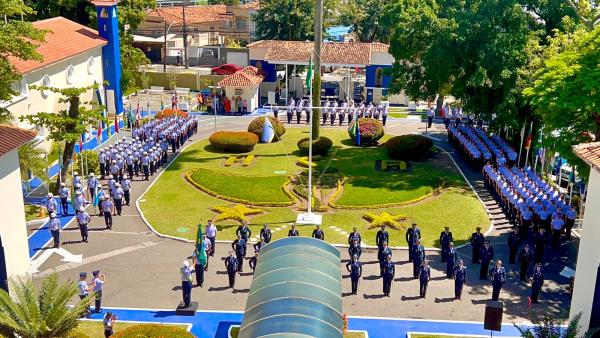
136 101 141 127
524 122 533 150
349 120 361 146
93 185 100 208
97 119 103 143
79 133 84 152
114 114 119 134
305 57 313 91
195 225 207 266
160 97 165 112
95 85 106 128
261 117 275 143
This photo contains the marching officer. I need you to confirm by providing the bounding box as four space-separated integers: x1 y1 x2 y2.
46 193 57 215
528 262 544 304
48 212 61 248
518 243 534 281
406 223 420 262
480 240 494 280
412 239 425 279
378 241 392 276
453 259 467 300
507 227 520 264
236 222 252 241
440 226 453 262
295 100 302 124
288 223 299 237
446 242 457 278
418 260 431 298
312 224 325 240
248 250 258 272
565 205 577 240
225 250 238 289
382 254 395 297
101 196 114 230
287 99 294 124
489 260 506 301
346 254 362 295
58 183 69 215
122 175 131 206
76 206 90 243
232 234 246 272
348 226 362 245
112 183 124 216
260 224 272 244
470 227 485 264
348 238 362 260
376 225 390 262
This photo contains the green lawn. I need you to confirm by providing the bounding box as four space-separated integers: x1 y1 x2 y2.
389 112 409 118
72 320 189 337
140 128 488 248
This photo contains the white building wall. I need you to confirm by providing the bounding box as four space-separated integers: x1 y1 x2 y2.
0 150 31 279
224 85 259 112
370 51 394 66
570 168 600 329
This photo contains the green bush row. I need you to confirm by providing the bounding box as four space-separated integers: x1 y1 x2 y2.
209 131 259 153
385 135 434 160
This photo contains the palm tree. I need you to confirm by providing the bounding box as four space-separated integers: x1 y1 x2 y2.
18 141 47 190
0 273 91 338
516 313 598 338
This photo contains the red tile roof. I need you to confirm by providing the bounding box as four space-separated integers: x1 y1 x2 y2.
146 5 227 24
574 142 600 172
0 125 37 158
9 17 107 74
248 40 390 66
217 66 263 87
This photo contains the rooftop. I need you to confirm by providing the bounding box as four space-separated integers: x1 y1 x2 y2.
217 66 264 87
9 17 107 74
0 125 37 158
574 142 600 172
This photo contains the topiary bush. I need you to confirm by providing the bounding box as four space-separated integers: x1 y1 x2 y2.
209 131 259 153
297 136 333 156
349 118 384 145
248 116 286 141
112 324 194 338
385 134 434 160
156 108 188 119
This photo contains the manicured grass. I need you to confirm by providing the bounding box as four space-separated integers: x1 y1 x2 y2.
389 112 409 118
73 320 189 337
190 168 291 203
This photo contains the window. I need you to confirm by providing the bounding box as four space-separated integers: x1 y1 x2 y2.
87 56 96 75
66 65 75 85
41 75 51 98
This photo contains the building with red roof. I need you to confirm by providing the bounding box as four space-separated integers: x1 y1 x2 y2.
217 66 264 112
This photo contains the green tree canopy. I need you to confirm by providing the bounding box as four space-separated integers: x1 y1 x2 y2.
337 0 390 43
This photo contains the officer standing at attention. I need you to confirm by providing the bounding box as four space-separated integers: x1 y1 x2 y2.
286 99 294 124
427 107 435 128
295 100 303 124
76 206 90 243
99 150 107 179
550 210 565 249
206 221 217 256
232 234 247 272
59 183 70 215
122 175 131 206
193 241 206 288
225 250 238 289
78 272 92 318
312 225 325 240
470 227 485 264
489 260 506 301
91 270 106 313
236 222 252 241
453 259 467 300
180 261 193 308
528 262 544 304
405 223 420 262
382 254 395 297
260 224 272 244
248 250 259 272
101 196 114 230
518 243 534 281
446 242 457 278
479 240 494 280
288 223 299 237
348 227 362 245
507 227 520 264
48 212 61 248
378 241 392 277
349 238 362 260
87 173 98 200
439 226 453 262
346 254 362 295
418 260 431 298
376 225 389 259
112 183 124 216
412 239 425 279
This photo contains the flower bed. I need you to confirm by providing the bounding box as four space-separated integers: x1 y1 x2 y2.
349 118 384 145
156 108 188 119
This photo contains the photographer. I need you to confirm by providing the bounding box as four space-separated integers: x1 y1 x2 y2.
103 312 117 337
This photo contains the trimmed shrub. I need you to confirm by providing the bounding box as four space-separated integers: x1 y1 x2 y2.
385 134 434 160
209 131 258 153
297 136 333 156
248 116 286 141
349 118 384 145
156 108 188 119
112 324 194 337
75 150 99 176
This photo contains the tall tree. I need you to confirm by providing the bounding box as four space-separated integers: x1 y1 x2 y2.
18 141 48 190
0 0 45 123
20 84 103 193
337 0 390 43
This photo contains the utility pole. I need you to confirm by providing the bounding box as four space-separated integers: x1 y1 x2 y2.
312 0 323 139
182 0 189 69
163 20 168 72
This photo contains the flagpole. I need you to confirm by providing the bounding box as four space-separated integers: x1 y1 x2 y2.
307 51 313 215
517 119 526 167
524 121 533 168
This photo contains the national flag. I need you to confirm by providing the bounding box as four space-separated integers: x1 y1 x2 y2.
79 133 84 152
92 185 100 208
355 119 361 146
261 117 275 143
524 122 533 150
114 114 119 134
305 56 313 91
195 225 207 266
554 157 564 174
95 85 106 128
97 119 103 143
136 101 142 127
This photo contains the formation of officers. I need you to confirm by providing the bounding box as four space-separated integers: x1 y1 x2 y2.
280 98 389 126
44 116 198 247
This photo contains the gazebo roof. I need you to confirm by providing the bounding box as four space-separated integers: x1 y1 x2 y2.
248 40 390 66
574 142 600 172
217 66 264 87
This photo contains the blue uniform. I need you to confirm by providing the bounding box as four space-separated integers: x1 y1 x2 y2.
382 260 395 296
346 260 362 294
418 265 431 297
453 265 467 299
528 266 544 303
489 266 506 301
479 246 494 280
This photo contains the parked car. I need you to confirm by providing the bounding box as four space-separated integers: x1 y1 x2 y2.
211 64 242 75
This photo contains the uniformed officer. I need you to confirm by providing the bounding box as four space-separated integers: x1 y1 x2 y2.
295 100 303 124
78 272 91 318
48 212 61 248
533 228 545 263
260 223 272 244
76 206 90 243
479 240 494 280
180 261 193 307
348 227 361 245
376 225 389 256
382 254 395 297
338 102 346 126
312 225 324 240
405 223 420 262
99 150 107 179
440 226 453 262
141 151 150 181
46 193 57 215
288 223 299 237
287 99 294 124
91 270 106 313
248 250 259 272
518 244 534 281
528 262 544 303
418 260 431 298
330 101 337 125
378 241 392 276
304 100 311 124
453 259 467 300
232 234 246 272
206 221 217 256
73 171 82 187
382 103 388 126
489 260 506 301
193 242 206 288
348 238 362 260
346 254 362 295
122 176 131 206
225 250 238 289
507 227 520 264
446 242 457 278
87 173 98 200
470 227 485 264
412 239 425 279
322 100 329 126
58 183 70 215
551 211 565 248
236 222 252 241
565 205 577 240
101 196 114 230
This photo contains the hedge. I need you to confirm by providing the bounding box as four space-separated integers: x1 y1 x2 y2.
248 116 286 141
209 131 259 153
156 108 188 119
75 150 99 176
112 324 193 338
385 134 434 160
297 137 333 156
349 118 384 145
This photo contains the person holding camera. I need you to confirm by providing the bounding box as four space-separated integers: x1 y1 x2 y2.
103 312 117 337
